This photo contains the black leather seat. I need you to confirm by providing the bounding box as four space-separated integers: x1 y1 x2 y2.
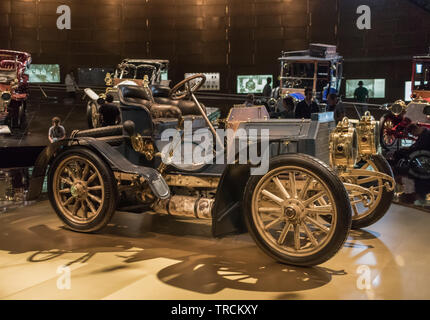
154 97 205 116
150 84 170 98
120 85 203 117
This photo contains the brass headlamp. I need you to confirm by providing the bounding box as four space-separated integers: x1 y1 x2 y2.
389 100 407 116
329 117 358 169
0 91 11 110
356 111 379 156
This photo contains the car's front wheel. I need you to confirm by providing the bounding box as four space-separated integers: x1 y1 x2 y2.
87 101 100 129
349 155 395 229
243 154 352 266
48 147 118 232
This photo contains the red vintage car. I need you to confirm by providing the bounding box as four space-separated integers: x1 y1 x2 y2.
0 50 31 129
380 52 430 149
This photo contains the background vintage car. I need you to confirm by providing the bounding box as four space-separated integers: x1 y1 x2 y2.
0 50 31 130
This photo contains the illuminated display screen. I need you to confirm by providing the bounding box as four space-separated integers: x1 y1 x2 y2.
345 79 386 99
27 64 60 83
416 63 423 74
161 70 168 81
237 75 273 94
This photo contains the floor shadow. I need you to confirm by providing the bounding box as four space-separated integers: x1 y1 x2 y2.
155 255 345 294
0 203 404 296
349 229 381 240
0 207 347 294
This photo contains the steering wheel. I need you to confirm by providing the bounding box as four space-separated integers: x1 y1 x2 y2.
169 74 206 100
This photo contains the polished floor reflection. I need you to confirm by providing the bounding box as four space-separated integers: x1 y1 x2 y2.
0 200 429 300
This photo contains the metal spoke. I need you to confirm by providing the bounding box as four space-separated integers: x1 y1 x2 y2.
294 224 301 250
264 217 283 231
305 216 330 233
81 200 88 218
87 173 97 184
61 177 74 186
87 186 102 191
259 207 282 213
298 176 312 200
63 196 75 207
72 200 80 216
306 205 333 215
318 197 328 206
302 223 318 247
262 189 284 204
273 177 290 199
85 198 97 215
289 172 297 198
352 204 359 216
303 191 325 207
66 165 78 181
277 222 291 245
88 193 102 204
81 163 89 180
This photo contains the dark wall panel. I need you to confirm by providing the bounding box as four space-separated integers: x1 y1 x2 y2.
0 0 429 99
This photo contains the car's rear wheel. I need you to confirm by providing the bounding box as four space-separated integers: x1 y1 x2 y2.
243 154 352 266
48 147 118 232
380 114 398 149
349 155 394 229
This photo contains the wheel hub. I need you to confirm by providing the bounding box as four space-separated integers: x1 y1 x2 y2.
284 207 297 219
71 182 86 199
282 199 305 222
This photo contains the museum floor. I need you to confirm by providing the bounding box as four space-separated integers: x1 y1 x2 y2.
0 200 429 300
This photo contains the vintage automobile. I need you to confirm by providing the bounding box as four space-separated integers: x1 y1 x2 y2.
379 99 430 149
268 44 343 113
381 101 430 179
85 59 170 128
28 74 394 267
0 50 31 129
380 52 430 149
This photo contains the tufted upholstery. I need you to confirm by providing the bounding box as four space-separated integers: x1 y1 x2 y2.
119 85 203 118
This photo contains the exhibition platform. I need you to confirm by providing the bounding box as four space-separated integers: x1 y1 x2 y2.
0 200 428 300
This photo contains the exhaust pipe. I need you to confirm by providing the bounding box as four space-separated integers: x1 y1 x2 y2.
153 195 214 219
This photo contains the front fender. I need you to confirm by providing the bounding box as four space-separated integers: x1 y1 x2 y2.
211 164 250 237
28 137 170 201
28 139 72 200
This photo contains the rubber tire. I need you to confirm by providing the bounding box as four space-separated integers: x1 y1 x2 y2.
18 103 26 130
408 150 430 180
47 147 118 233
87 101 97 129
379 114 398 150
243 154 352 267
351 154 395 230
